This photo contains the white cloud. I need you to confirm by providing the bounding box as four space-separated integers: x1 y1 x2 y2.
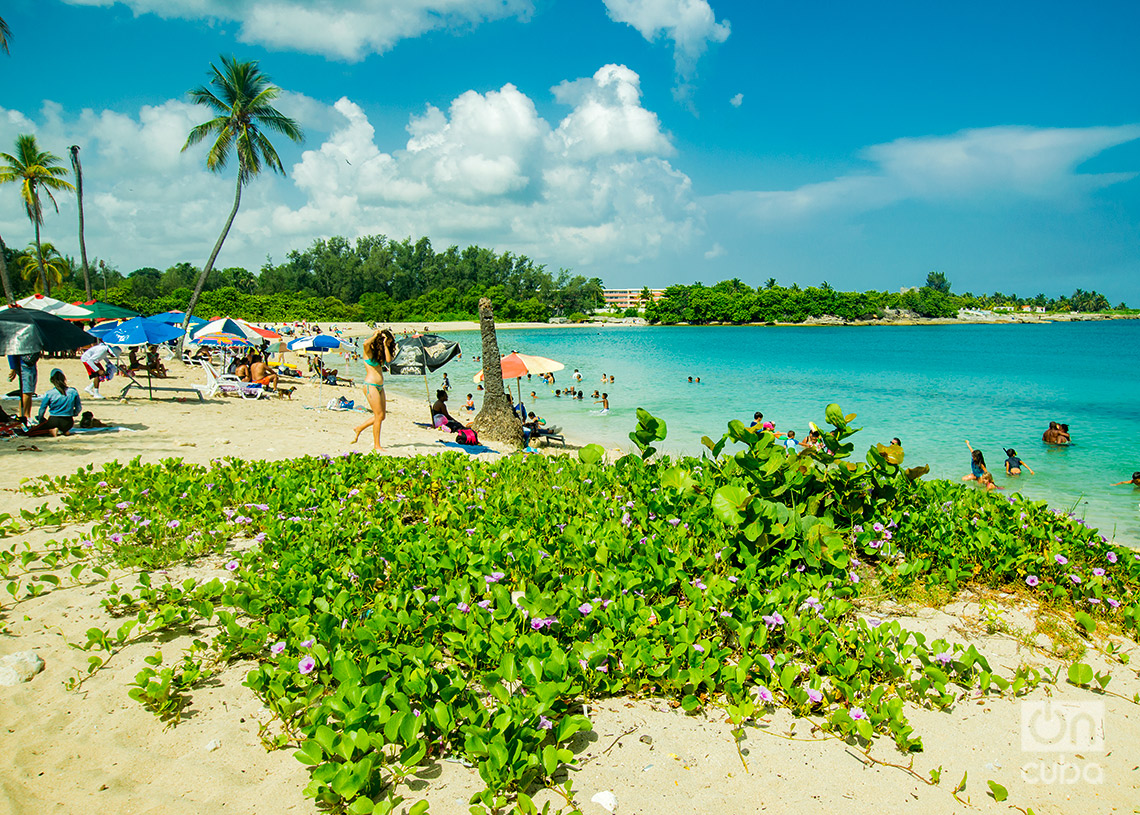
603 0 730 78
729 93 743 108
707 125 1140 226
60 0 535 60
703 242 725 258
0 65 698 278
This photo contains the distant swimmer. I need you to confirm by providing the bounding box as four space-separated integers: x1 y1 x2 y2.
1110 471 1140 487
694 377 701 384
687 376 693 383
1004 448 1035 475
1043 421 1071 444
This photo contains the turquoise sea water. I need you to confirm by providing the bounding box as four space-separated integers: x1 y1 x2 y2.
362 321 1140 546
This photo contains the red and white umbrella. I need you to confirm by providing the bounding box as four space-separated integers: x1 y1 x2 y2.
473 352 564 382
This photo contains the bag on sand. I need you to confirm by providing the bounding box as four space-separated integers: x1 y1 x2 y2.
454 428 479 445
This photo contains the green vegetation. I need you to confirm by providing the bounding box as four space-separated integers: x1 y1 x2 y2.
6 408 1136 813
644 276 1124 325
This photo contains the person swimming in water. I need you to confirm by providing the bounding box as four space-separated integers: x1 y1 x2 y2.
1110 471 1140 487
1004 447 1035 475
963 440 991 482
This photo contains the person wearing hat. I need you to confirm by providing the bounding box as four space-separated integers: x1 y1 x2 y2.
21 368 82 437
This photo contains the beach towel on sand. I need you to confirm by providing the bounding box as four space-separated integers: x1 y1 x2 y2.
436 440 496 455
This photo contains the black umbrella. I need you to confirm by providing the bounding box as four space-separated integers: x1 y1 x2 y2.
389 333 462 418
0 307 98 355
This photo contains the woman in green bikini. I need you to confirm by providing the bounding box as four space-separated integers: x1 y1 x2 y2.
352 329 397 451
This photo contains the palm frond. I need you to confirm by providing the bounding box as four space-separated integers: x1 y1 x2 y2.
0 15 11 56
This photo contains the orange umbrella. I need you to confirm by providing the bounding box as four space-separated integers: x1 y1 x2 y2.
472 352 564 382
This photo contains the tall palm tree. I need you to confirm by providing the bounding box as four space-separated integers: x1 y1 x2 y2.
180 55 303 342
15 241 69 293
0 135 74 296
0 15 11 55
0 234 12 305
472 297 524 446
69 145 93 299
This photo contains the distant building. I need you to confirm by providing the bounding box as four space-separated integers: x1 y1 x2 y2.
603 288 664 309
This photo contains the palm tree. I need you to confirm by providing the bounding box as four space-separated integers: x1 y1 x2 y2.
0 15 11 55
472 297 524 446
69 145 93 299
0 234 12 304
0 135 74 296
15 241 69 293
180 55 303 342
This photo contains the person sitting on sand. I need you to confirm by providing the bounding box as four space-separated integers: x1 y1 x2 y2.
20 369 81 437
127 347 144 372
191 346 212 362
1004 448 1035 475
963 440 992 482
431 389 467 433
232 353 252 382
1110 472 1140 487
464 393 475 411
249 354 279 390
78 411 109 428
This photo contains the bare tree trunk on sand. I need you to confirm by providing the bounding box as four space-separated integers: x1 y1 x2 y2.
473 297 524 446
69 145 92 300
0 233 13 304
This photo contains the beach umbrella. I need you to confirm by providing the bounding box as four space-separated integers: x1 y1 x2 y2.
5 294 93 319
389 333 462 417
288 334 348 352
193 332 256 348
473 352 565 406
150 310 208 330
99 317 186 399
194 317 277 342
0 307 98 355
100 316 185 347
69 300 139 321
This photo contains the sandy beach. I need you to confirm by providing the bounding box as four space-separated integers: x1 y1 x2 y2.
2 355 1138 815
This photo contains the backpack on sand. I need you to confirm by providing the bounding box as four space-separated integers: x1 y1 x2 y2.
454 428 479 445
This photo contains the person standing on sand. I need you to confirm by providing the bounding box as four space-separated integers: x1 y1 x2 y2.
7 351 39 423
351 329 397 452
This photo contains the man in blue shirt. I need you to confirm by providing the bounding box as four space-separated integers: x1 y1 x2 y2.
6 352 40 423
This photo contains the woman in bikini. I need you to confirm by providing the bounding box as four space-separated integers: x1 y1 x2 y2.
352 329 397 451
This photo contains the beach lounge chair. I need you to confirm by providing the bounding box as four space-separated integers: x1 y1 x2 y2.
535 426 565 446
192 361 270 400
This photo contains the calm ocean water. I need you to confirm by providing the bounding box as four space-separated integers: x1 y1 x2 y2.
363 321 1140 546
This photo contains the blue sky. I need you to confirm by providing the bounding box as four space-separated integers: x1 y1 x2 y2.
2 0 1139 302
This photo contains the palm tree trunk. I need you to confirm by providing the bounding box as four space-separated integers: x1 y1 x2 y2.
70 146 92 300
0 232 12 304
180 174 242 347
472 297 524 446
33 217 48 296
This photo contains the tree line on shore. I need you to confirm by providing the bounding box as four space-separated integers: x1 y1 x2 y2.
640 272 1123 325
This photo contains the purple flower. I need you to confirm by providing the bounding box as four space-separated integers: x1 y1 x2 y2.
1069 574 1082 584
872 523 884 533
693 579 707 591
728 575 739 583
849 572 860 584
621 512 632 527
429 595 440 603
301 639 314 648
538 715 553 730
850 707 867 721
596 664 609 673
1087 598 1101 605
457 602 470 613
1107 551 1118 564
298 656 316 675
223 559 238 572
762 612 785 630
97 481 108 488
693 644 705 653
109 533 123 544
754 685 774 704
270 641 286 655
166 520 180 529
1106 597 1120 608
485 572 505 584
1026 575 1040 587
806 688 823 704
116 501 131 510
667 518 681 527
1054 554 1068 565
578 603 593 616
1092 568 1106 577
934 650 953 665
477 599 491 610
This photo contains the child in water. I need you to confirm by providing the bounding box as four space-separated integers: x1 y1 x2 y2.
963 440 991 483
595 393 609 414
1110 472 1140 487
1004 448 1035 475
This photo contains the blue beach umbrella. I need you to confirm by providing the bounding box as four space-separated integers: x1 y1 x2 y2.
151 310 207 330
100 316 185 347
288 334 348 352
